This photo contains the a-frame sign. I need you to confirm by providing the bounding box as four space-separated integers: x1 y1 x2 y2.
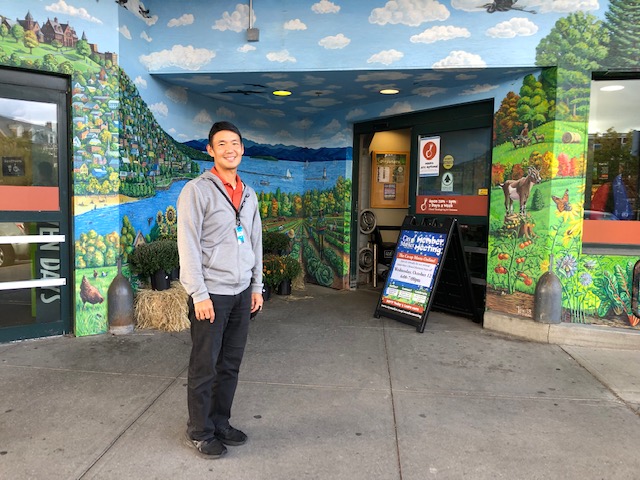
374 216 480 332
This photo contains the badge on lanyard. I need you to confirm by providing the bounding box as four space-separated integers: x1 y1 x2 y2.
236 224 245 244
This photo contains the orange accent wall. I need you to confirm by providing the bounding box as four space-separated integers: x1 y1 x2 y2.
0 186 59 211
583 220 640 246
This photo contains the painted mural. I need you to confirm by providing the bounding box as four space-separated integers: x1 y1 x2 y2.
485 5 640 330
1 1 639 337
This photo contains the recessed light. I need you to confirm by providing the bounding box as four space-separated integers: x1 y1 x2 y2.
273 90 292 96
600 85 624 92
380 88 399 95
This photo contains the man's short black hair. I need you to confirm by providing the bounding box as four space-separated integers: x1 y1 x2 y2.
208 121 243 145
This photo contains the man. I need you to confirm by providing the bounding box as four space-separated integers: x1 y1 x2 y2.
177 121 263 459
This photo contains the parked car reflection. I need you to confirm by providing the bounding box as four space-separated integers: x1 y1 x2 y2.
583 210 620 221
0 223 29 267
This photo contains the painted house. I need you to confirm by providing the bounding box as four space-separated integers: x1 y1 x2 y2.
0 1 638 348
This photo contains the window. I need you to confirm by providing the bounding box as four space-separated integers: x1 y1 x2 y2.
583 76 640 253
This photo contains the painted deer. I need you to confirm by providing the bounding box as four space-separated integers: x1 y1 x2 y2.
501 166 541 215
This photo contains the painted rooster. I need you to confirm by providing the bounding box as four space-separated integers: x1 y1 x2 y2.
80 275 104 307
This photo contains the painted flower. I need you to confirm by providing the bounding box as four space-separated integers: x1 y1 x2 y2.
556 254 577 278
540 258 550 273
165 205 177 225
579 272 593 286
561 216 583 246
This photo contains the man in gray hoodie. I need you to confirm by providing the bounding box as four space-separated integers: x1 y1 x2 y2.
178 121 263 459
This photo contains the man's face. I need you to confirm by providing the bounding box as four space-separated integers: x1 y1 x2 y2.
206 130 244 171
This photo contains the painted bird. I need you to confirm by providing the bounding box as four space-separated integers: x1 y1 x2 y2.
80 275 104 308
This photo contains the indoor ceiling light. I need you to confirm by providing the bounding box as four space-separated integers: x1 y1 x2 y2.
380 88 399 95
600 85 624 92
272 90 292 96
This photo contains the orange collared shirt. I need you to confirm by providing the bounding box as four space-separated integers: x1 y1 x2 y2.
211 167 243 209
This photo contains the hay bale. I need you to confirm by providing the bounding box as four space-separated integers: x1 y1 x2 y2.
135 281 190 332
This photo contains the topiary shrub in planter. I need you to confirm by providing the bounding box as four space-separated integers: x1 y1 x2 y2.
263 230 291 255
129 239 179 291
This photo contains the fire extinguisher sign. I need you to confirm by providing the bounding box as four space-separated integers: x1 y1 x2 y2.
419 136 440 177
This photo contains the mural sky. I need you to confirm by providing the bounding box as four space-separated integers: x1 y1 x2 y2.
3 1 606 147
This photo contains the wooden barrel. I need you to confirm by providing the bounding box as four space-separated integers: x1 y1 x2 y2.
562 132 581 143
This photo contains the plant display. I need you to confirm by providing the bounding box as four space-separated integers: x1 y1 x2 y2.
128 239 179 278
263 230 290 254
263 254 287 288
281 254 302 280
262 253 302 288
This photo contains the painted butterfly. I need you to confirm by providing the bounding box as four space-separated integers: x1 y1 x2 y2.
551 189 572 212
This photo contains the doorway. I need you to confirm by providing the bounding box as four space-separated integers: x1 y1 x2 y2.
0 68 72 342
352 101 493 313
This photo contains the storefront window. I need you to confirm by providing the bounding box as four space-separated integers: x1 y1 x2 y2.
416 127 491 216
583 76 640 252
0 97 59 212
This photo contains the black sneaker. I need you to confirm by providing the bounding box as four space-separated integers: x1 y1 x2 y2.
184 431 227 459
215 425 248 446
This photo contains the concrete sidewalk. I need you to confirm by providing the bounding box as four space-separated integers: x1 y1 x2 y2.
1 284 639 479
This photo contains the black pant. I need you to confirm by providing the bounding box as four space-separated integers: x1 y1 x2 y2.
186 287 251 441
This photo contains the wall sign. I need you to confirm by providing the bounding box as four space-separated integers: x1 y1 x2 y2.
419 136 440 177
2 156 25 177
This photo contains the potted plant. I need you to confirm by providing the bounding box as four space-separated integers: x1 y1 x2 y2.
277 254 302 295
262 253 285 299
263 230 291 255
129 239 179 291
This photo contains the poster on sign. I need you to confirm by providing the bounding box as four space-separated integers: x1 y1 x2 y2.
379 228 447 317
419 136 440 177
374 217 478 332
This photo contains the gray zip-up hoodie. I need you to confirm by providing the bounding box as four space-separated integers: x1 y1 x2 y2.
177 170 263 304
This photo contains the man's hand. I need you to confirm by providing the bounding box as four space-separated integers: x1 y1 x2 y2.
251 292 263 314
194 298 215 323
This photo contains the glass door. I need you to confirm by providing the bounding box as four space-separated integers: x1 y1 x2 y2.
0 68 71 342
410 108 493 313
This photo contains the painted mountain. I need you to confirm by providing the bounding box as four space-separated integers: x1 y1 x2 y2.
183 139 352 162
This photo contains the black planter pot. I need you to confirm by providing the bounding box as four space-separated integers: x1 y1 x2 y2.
263 284 272 301
170 266 180 281
150 269 171 291
277 279 292 295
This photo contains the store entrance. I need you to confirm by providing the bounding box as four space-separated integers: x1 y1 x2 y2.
352 101 493 314
0 68 72 342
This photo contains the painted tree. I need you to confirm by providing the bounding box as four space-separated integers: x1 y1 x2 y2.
42 53 58 72
11 24 24 44
517 74 549 129
538 68 557 121
535 12 609 120
493 91 521 145
58 61 74 75
76 39 92 63
605 0 640 68
0 24 8 41
23 30 38 54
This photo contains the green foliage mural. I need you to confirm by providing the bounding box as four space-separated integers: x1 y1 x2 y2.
260 176 352 289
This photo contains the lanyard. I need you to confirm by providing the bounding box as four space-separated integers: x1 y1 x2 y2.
210 179 249 226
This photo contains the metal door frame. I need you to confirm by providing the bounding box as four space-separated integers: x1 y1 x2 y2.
0 67 72 342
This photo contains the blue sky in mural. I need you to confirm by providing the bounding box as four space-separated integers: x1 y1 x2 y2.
3 0 606 147
132 0 604 70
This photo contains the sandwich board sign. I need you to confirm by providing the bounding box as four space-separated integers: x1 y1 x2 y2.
374 216 479 332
